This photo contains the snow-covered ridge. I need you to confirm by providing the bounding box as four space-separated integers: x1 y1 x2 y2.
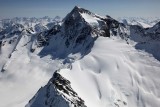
27 71 87 107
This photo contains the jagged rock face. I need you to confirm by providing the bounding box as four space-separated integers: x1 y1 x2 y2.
63 6 93 47
26 82 70 107
64 15 91 46
63 6 120 42
27 71 87 107
128 21 160 60
145 21 160 40
36 24 61 47
130 21 160 41
130 25 145 38
51 72 87 107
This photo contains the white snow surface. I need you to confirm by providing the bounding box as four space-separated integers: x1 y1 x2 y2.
59 37 160 107
81 13 100 27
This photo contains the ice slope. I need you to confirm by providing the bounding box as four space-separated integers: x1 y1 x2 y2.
59 37 160 107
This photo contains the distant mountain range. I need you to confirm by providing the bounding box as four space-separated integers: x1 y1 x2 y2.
0 16 61 31
117 17 160 28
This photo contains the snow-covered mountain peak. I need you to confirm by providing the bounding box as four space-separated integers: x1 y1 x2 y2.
63 6 86 23
63 6 101 26
72 6 81 12
1 6 160 107
71 6 93 15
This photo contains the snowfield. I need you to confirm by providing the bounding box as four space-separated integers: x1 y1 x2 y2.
1 35 160 107
60 37 160 107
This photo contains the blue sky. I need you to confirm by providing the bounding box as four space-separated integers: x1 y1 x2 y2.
0 0 160 19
